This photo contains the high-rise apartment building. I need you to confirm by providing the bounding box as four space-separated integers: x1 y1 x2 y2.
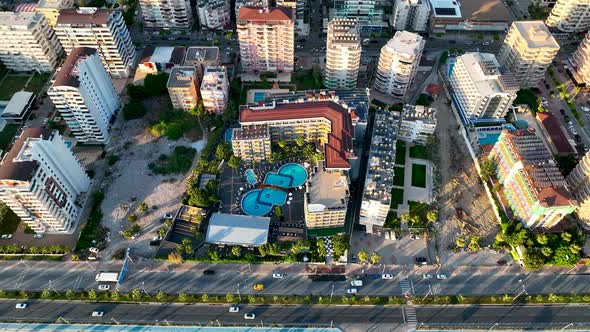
35 0 74 26
490 129 577 229
374 31 424 99
569 31 590 86
333 0 383 31
196 0 230 30
55 8 136 78
392 0 430 32
48 47 120 144
566 151 590 228
325 18 361 90
140 0 192 29
237 7 294 73
200 66 228 113
0 12 63 73
0 128 91 234
498 21 559 88
359 110 400 234
449 52 519 121
399 104 437 144
167 66 199 111
546 0 590 32
183 46 220 82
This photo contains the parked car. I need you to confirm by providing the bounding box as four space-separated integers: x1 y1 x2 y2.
229 306 240 313
381 274 394 280
415 257 427 265
422 274 433 279
15 303 27 309
253 284 264 291
98 285 110 291
496 260 507 266
273 273 284 279
163 214 173 219
436 274 447 280
149 240 161 246
91 311 104 317
1 234 12 239
346 288 357 294
244 313 256 320
89 247 99 253
203 270 215 275
33 233 43 239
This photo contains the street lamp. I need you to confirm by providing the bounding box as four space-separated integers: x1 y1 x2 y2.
237 283 241 300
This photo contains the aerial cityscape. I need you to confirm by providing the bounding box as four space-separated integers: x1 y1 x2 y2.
0 0 589 330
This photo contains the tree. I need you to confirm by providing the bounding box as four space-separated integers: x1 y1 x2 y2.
552 246 579 266
296 137 305 147
157 290 167 301
88 289 97 301
228 155 241 169
480 159 497 182
357 250 369 263
128 213 137 223
400 213 411 224
370 252 381 265
561 232 572 243
41 289 51 299
278 140 287 149
231 246 242 257
131 289 142 301
536 233 548 245
190 100 206 117
167 252 183 263
138 202 149 213
468 235 481 252
201 293 209 302
456 236 466 248
178 293 188 302
65 289 75 300
215 142 230 161
274 206 283 217
208 250 220 261
541 247 552 257
426 209 438 224
158 227 167 239
110 291 120 301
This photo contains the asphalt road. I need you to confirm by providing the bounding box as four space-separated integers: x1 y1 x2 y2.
2 299 590 329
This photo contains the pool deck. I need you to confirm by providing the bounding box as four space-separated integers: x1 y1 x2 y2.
246 88 289 103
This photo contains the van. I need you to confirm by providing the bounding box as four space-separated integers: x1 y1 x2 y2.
350 280 363 287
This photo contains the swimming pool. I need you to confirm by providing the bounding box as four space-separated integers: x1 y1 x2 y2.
253 92 267 103
278 163 307 187
224 129 233 151
258 187 287 205
478 132 501 145
241 190 273 216
245 169 258 185
264 172 293 188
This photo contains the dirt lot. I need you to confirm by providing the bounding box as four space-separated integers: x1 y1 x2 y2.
431 95 500 265
97 101 205 260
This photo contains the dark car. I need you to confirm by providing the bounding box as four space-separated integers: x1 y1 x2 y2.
149 240 160 246
203 270 215 275
575 134 582 143
496 260 507 266
415 257 427 265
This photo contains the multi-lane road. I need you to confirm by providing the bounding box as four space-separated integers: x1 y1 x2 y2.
2 299 590 330
1 260 590 298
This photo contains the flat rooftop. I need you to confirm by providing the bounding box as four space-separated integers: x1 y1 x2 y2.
403 104 437 122
457 52 519 95
3 91 34 117
0 127 52 182
233 124 269 140
429 0 462 18
184 46 219 63
307 164 348 211
461 0 509 22
0 12 39 27
57 8 112 25
205 213 270 246
385 31 424 56
167 67 196 88
511 21 560 49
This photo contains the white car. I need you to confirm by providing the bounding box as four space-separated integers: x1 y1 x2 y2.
91 311 104 317
1 234 12 239
89 247 99 253
273 273 284 279
437 274 447 280
381 274 394 280
229 306 240 313
163 214 173 219
346 288 358 294
33 233 43 239
98 285 110 291
15 303 27 309
422 274 433 279
244 313 256 320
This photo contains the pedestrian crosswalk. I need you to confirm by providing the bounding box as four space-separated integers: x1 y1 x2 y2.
400 278 412 295
404 306 417 330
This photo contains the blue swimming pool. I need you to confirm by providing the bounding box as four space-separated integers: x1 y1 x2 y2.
479 133 501 145
224 129 233 151
241 190 273 216
245 168 258 185
264 172 292 188
279 163 307 187
258 187 287 205
253 92 267 103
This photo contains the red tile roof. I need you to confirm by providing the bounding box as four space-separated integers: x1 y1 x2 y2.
0 128 52 182
240 101 353 169
57 8 112 25
53 47 97 88
238 6 293 22
536 112 575 154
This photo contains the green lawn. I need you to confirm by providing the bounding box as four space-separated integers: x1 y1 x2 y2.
0 75 29 100
0 202 20 234
27 73 51 94
409 145 429 160
0 124 20 152
392 166 405 186
411 164 427 188
513 88 539 111
395 141 406 165
390 188 404 210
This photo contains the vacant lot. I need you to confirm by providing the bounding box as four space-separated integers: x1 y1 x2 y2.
411 164 427 188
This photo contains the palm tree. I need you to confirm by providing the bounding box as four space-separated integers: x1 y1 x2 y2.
370 252 381 265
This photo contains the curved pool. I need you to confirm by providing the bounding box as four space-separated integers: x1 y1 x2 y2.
241 190 273 216
278 163 307 187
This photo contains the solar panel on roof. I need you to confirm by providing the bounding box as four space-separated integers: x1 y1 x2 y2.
435 8 456 15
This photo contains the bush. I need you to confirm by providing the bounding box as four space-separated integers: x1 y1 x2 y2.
75 192 106 251
148 146 196 175
0 202 20 235
123 101 146 120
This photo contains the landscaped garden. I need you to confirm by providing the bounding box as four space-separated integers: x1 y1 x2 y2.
411 164 427 188
390 188 404 210
409 145 429 160
392 166 405 186
395 141 406 165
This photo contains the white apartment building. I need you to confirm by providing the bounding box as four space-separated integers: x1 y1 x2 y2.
48 47 120 144
237 7 294 74
167 66 199 111
392 0 430 32
183 46 220 82
0 128 91 234
359 110 400 234
449 52 519 121
546 0 590 33
570 31 590 86
35 0 74 26
399 104 437 144
197 0 230 30
497 21 559 88
332 0 384 31
55 8 136 78
140 0 192 29
0 12 63 73
200 65 228 113
566 151 590 228
374 31 424 99
277 0 308 35
325 18 361 90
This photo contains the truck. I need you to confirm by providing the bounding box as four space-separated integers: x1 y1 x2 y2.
95 272 119 283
